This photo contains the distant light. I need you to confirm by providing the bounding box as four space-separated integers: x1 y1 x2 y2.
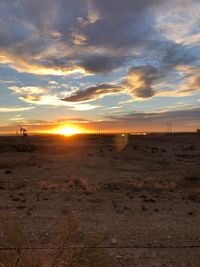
130 132 147 136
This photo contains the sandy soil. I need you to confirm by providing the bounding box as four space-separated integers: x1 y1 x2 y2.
0 134 200 266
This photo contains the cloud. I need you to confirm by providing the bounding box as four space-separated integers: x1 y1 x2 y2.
103 107 200 132
9 86 47 94
0 79 17 84
0 50 85 75
63 83 122 102
79 54 125 74
176 66 200 93
9 115 25 122
155 0 200 46
0 106 34 113
62 65 161 102
0 0 200 129
18 117 91 126
21 95 42 102
107 108 200 123
181 74 200 92
7 83 101 111
162 44 196 67
12 63 199 110
20 94 101 111
125 66 160 98
106 106 122 110
0 0 199 78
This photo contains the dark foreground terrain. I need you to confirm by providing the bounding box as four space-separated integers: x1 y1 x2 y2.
0 134 200 266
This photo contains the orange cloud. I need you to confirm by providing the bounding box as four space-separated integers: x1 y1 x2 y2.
0 50 85 76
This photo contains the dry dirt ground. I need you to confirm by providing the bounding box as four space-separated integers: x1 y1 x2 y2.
0 134 200 266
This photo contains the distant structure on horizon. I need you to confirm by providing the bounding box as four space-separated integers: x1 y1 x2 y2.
167 122 172 134
20 127 28 137
197 128 200 135
98 128 105 135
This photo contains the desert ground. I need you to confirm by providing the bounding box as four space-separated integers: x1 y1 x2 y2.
0 134 200 266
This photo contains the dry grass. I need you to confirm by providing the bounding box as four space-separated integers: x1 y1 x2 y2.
52 219 111 267
153 181 176 192
68 177 98 194
187 187 200 201
8 179 26 191
131 179 177 192
132 179 144 190
181 169 200 201
0 217 41 267
0 217 111 267
36 177 98 194
37 180 60 190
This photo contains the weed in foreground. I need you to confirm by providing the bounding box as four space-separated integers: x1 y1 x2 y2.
68 177 98 194
153 181 176 192
0 217 112 267
187 187 200 201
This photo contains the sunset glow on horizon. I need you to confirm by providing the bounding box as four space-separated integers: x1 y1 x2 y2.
50 126 85 136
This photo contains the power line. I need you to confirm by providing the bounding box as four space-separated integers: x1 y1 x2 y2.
0 244 200 250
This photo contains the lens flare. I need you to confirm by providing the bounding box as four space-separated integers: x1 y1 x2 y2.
114 134 129 151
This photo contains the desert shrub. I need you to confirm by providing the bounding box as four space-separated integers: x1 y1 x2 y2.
165 182 176 192
37 180 60 190
52 219 111 267
181 169 200 201
153 181 176 192
68 177 97 194
0 218 42 267
187 187 200 201
132 179 144 190
0 217 111 267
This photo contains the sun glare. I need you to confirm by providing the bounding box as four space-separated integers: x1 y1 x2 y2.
53 126 82 136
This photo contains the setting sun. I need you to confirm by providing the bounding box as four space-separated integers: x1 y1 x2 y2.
53 126 82 136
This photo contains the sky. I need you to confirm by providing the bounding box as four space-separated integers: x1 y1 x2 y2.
0 0 200 134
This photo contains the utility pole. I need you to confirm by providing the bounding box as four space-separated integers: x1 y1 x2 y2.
167 122 172 135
